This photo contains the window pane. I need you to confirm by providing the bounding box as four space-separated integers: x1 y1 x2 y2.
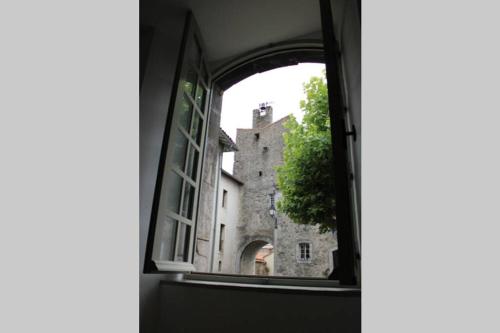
186 145 199 181
194 82 206 111
190 111 204 145
178 94 193 131
175 223 191 262
162 170 183 214
152 216 177 262
181 182 195 220
170 128 189 171
182 65 197 98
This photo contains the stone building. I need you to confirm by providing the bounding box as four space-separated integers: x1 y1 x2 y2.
211 169 243 274
193 128 239 273
230 105 338 278
193 106 338 278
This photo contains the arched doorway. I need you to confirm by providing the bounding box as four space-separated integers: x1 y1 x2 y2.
239 240 274 275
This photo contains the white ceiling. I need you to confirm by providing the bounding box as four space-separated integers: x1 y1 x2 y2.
166 0 322 64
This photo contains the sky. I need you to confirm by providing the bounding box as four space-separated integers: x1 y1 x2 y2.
220 63 325 173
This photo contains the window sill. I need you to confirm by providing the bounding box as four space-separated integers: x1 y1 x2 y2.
153 260 196 272
159 272 360 295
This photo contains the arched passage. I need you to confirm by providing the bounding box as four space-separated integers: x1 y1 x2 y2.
240 240 274 275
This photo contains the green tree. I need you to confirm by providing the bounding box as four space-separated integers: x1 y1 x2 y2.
276 70 335 234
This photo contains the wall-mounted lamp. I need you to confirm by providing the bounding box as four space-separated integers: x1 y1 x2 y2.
269 207 276 217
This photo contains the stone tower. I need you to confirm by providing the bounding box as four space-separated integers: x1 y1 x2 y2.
232 106 337 277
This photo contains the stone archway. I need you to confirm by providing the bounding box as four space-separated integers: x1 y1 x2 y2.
239 240 273 275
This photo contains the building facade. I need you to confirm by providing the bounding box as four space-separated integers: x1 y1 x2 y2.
211 169 243 274
193 106 338 278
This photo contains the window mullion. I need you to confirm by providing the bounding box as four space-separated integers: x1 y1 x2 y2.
165 210 194 226
183 90 205 120
172 166 196 187
172 177 187 262
177 125 201 152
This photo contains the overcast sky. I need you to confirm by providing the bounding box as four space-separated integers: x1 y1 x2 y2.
220 63 325 173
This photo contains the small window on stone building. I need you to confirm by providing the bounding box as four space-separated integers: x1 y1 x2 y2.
263 146 268 152
258 171 262 176
219 224 225 252
218 260 222 272
222 189 228 207
254 133 260 140
297 242 312 263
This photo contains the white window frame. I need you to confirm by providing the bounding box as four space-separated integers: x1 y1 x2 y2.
297 242 312 263
149 15 211 272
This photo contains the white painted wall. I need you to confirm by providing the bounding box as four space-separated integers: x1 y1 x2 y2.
212 168 242 273
159 282 361 332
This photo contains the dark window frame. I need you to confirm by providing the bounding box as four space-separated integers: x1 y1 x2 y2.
143 2 359 286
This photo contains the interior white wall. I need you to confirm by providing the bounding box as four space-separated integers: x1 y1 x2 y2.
164 0 322 64
159 282 361 332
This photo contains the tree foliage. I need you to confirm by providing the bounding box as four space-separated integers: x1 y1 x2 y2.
276 70 335 234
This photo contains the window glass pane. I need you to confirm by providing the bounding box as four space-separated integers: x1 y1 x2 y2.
161 170 183 214
182 65 197 98
170 128 189 171
152 216 177 262
194 82 206 111
178 94 193 131
175 223 191 262
186 145 199 181
190 111 204 145
181 182 195 220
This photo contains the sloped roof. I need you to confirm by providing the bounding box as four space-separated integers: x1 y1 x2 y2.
219 128 238 152
221 169 244 186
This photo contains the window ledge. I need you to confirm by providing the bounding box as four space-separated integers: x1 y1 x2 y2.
153 260 196 272
160 272 360 295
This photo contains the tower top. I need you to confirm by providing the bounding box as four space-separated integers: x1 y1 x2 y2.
252 103 273 128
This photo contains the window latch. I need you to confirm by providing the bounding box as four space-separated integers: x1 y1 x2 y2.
345 124 357 141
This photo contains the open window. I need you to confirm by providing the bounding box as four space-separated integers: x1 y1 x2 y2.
144 1 359 286
145 14 211 272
